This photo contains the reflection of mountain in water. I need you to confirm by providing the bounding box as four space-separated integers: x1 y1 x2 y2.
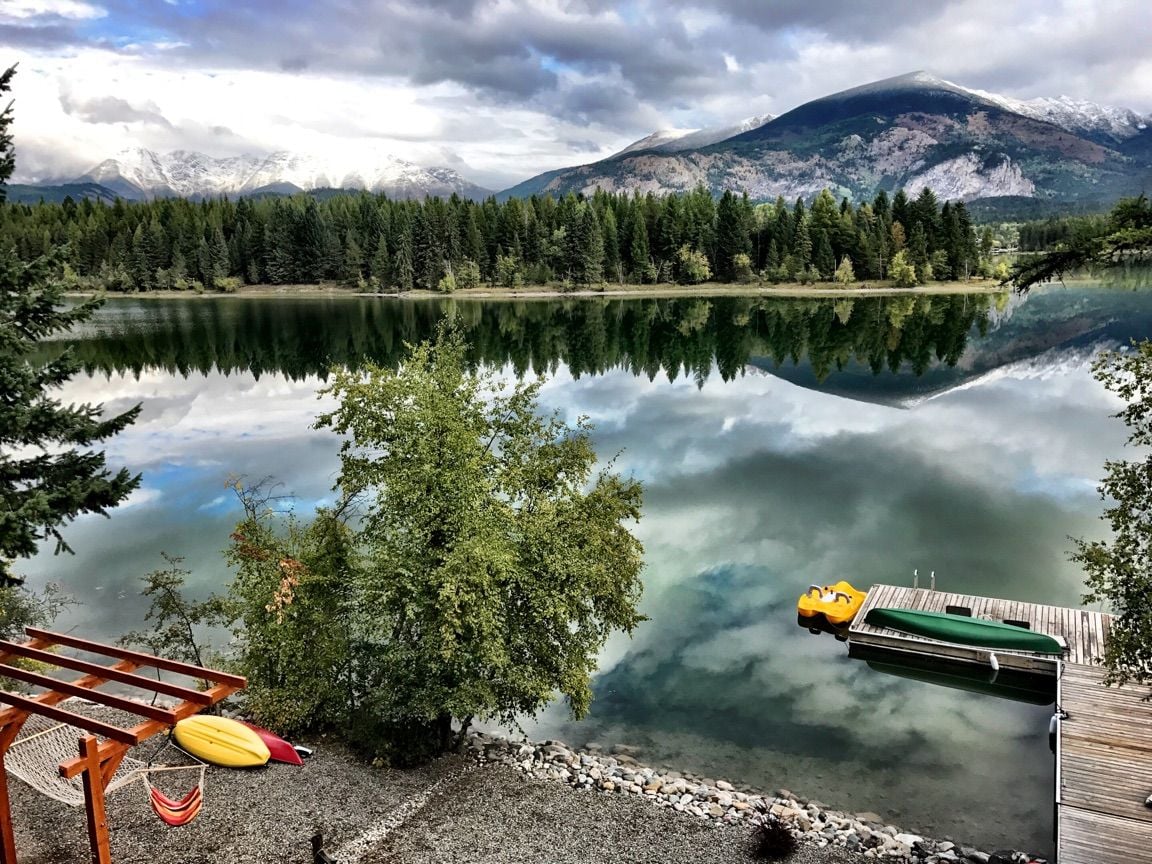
56 288 1152 400
757 287 1152 405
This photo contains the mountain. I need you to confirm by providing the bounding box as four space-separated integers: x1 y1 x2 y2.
71 148 492 200
611 114 773 157
5 182 121 204
500 71 1150 208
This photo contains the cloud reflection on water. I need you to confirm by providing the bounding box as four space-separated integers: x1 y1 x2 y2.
23 338 1125 857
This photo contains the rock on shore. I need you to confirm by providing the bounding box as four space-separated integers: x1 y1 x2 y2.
467 733 1045 864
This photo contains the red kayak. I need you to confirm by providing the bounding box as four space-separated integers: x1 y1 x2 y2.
239 721 304 766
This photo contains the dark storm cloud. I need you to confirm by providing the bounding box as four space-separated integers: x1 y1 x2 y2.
673 0 959 42
88 0 737 124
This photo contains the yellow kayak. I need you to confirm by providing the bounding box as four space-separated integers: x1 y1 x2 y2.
797 581 867 626
174 715 271 768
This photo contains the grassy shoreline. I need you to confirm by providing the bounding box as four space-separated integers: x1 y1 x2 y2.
71 278 1010 302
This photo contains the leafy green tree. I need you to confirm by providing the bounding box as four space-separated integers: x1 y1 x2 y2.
794 218 813 269
1072 342 1152 688
676 245 711 284
888 249 917 288
120 554 229 670
834 255 856 286
495 253 523 288
227 486 361 733
0 65 141 587
302 323 644 759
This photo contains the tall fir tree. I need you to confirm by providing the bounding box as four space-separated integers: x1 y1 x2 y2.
0 64 141 586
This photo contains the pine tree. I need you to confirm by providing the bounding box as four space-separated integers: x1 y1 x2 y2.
393 218 415 292
814 230 836 280
794 218 813 269
629 207 651 282
0 65 141 585
715 190 750 282
601 207 621 283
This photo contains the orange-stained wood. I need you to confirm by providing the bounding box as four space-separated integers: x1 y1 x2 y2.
58 682 240 779
24 628 247 688
0 630 245 864
0 640 214 707
0 663 178 725
0 693 139 745
0 720 27 864
79 736 112 864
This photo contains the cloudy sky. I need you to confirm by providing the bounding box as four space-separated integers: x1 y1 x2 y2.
3 0 1151 189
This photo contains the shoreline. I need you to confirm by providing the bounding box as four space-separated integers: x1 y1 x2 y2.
468 731 1039 864
9 699 1041 863
67 279 1010 302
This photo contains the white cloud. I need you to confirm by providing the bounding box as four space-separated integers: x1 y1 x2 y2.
0 0 105 21
4 0 1150 189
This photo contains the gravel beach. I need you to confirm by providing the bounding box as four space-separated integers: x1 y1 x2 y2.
7 734 870 864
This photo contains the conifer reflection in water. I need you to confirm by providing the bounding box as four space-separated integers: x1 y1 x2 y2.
64 293 993 385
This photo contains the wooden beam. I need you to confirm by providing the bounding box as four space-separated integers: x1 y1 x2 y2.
59 682 240 779
78 736 112 864
0 692 139 745
0 642 213 706
0 663 178 725
24 628 247 688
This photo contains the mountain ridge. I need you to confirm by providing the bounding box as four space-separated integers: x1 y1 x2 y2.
70 147 492 201
500 71 1151 207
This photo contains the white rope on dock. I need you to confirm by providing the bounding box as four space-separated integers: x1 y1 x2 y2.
332 760 479 863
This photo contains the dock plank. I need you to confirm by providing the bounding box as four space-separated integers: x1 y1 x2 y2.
1059 807 1152 864
845 586 1148 863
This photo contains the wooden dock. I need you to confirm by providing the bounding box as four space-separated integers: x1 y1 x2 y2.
848 584 1109 671
846 585 1151 864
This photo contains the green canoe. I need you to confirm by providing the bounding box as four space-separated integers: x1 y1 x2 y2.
863 607 1064 655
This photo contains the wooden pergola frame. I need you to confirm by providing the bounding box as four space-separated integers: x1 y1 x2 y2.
0 626 245 864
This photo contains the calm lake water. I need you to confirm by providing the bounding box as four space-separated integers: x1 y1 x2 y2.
26 287 1152 856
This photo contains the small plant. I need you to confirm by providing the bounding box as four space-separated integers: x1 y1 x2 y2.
750 813 798 861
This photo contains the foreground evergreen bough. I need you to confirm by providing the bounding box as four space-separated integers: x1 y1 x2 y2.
0 65 139 637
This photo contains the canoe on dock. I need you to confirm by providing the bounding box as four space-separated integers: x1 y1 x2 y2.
863 607 1063 655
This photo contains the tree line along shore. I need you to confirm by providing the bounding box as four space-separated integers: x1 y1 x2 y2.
1 183 1005 296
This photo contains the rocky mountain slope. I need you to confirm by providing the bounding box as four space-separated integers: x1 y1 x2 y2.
500 71 1151 207
71 147 492 200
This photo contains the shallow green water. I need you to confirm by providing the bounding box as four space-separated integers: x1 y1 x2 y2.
26 287 1152 855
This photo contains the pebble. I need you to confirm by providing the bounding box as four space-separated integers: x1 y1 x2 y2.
466 732 1049 864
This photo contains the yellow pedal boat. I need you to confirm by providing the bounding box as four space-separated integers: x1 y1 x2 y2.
797 581 867 626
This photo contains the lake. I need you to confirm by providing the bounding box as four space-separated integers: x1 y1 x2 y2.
25 287 1152 856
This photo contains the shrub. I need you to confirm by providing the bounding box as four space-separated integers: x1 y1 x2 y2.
751 815 798 860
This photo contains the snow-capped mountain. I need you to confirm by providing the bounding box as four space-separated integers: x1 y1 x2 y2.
75 148 492 200
959 89 1149 145
611 114 774 158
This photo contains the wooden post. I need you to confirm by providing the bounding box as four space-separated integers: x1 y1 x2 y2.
0 755 17 864
79 736 111 864
0 717 27 864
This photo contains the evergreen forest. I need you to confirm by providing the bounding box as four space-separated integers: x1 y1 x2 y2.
0 185 993 292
